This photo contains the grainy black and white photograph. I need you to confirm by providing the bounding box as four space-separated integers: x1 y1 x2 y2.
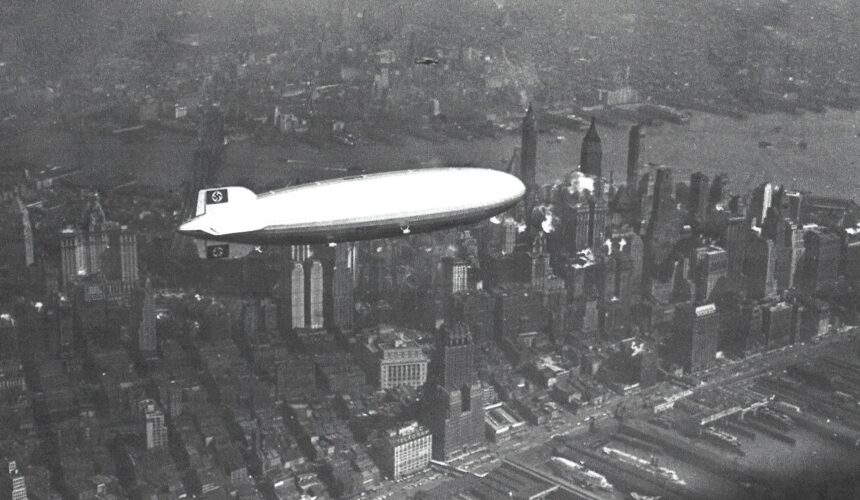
1 1 859 499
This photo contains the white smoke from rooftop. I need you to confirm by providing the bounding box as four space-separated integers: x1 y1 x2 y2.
572 248 595 268
566 171 596 195
541 206 556 234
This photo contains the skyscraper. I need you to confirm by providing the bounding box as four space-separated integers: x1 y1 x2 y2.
141 401 168 450
520 104 537 203
440 257 469 295
797 227 841 293
59 197 138 291
529 241 552 292
774 218 804 291
492 284 545 342
626 125 641 187
688 172 710 223
674 303 720 372
438 322 476 390
551 174 607 256
556 197 592 255
783 190 803 223
0 198 34 288
291 244 311 262
609 125 643 228
743 236 777 300
723 216 750 289
427 322 485 460
306 260 324 329
0 459 26 500
709 173 728 207
645 166 682 269
750 182 774 227
693 246 727 304
325 243 354 331
279 261 305 330
762 301 793 348
579 117 602 178
449 290 495 339
428 381 485 460
165 380 183 419
137 278 156 356
589 194 608 251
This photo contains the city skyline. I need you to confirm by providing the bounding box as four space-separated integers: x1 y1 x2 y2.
1 2 860 500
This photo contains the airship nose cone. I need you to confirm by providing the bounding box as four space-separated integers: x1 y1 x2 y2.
508 174 527 198
491 169 527 201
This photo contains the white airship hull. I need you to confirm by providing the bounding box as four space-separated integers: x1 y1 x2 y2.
179 168 526 248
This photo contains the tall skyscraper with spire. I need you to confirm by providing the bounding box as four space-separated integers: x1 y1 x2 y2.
610 125 643 227
520 104 537 200
580 117 602 178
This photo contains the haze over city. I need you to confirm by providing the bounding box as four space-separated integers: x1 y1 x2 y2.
1 1 860 499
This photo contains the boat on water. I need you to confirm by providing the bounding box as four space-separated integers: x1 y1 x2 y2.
636 103 691 125
549 456 613 491
601 447 686 486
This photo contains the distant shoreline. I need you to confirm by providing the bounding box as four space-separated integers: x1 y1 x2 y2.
3 107 860 202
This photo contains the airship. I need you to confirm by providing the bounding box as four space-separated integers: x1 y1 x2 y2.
178 167 525 259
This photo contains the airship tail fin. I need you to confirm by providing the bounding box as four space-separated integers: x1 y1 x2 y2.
194 186 257 216
195 239 256 260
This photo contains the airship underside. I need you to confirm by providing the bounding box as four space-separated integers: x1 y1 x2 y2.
178 168 525 258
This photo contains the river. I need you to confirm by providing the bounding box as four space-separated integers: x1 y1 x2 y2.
5 108 860 200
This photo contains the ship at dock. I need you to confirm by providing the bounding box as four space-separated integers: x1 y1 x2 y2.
549 456 614 491
757 407 794 430
702 427 742 451
601 447 686 486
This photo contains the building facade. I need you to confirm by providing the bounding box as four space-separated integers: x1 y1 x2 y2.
381 422 432 480
378 339 429 390
674 303 720 373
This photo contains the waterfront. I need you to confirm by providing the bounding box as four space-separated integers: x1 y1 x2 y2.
4 108 860 199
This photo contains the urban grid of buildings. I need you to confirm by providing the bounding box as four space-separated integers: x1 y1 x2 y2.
0 3 860 499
